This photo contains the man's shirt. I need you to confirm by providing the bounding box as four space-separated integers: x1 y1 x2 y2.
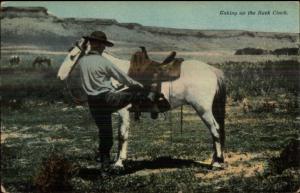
78 52 141 96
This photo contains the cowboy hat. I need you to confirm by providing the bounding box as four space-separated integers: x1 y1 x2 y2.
83 31 114 47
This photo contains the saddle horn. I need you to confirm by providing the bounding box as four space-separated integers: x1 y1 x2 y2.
162 51 176 64
139 46 149 59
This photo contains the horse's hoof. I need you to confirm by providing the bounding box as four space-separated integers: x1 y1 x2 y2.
112 164 124 170
111 162 125 174
113 160 124 168
211 162 225 169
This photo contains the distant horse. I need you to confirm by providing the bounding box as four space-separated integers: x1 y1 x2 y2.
102 52 226 168
9 55 20 66
32 56 51 68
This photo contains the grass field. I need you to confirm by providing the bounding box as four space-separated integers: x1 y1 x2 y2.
1 52 299 193
1 102 299 193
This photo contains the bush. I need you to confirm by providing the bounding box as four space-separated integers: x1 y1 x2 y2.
235 47 269 55
213 60 299 101
34 153 75 193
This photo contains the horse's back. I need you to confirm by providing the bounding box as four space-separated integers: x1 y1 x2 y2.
161 59 222 109
181 60 218 77
180 60 220 89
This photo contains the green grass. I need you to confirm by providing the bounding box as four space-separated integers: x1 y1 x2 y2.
1 52 299 192
1 103 299 193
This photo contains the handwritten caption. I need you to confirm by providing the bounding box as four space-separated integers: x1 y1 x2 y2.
219 10 288 16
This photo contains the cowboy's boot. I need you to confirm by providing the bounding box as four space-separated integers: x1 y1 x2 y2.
151 112 159 119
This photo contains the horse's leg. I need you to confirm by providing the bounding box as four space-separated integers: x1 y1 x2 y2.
192 105 224 167
114 107 130 167
202 111 224 167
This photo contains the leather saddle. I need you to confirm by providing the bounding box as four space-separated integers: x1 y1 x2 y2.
128 46 184 84
127 47 184 119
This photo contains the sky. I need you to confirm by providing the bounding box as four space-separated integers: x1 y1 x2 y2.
3 1 300 33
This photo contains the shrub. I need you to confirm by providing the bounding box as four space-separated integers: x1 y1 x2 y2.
33 153 75 193
213 60 299 101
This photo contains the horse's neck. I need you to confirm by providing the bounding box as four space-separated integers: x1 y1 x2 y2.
102 52 130 72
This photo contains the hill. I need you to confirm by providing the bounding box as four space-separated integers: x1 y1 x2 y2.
1 6 298 55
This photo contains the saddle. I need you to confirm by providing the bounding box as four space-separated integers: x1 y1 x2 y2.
128 46 184 84
128 47 184 119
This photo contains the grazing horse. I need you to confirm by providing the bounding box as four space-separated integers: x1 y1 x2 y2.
32 56 51 68
102 52 226 168
9 55 20 66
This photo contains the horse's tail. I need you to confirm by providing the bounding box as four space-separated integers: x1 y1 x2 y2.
212 69 226 147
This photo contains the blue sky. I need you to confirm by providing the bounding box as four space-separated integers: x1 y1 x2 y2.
4 1 299 33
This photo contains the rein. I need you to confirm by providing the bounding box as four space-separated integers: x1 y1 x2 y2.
168 79 183 141
168 80 173 142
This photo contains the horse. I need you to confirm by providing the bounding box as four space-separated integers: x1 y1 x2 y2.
9 55 20 66
32 56 52 68
102 51 226 168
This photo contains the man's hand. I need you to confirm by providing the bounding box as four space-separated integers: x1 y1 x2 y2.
130 82 144 90
136 82 144 89
111 79 125 89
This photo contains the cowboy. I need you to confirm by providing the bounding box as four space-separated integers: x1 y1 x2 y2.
78 31 152 168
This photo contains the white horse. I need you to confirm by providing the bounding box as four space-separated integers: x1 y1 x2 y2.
103 52 226 168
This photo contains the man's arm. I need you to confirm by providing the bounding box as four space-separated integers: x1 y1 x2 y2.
105 60 143 88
